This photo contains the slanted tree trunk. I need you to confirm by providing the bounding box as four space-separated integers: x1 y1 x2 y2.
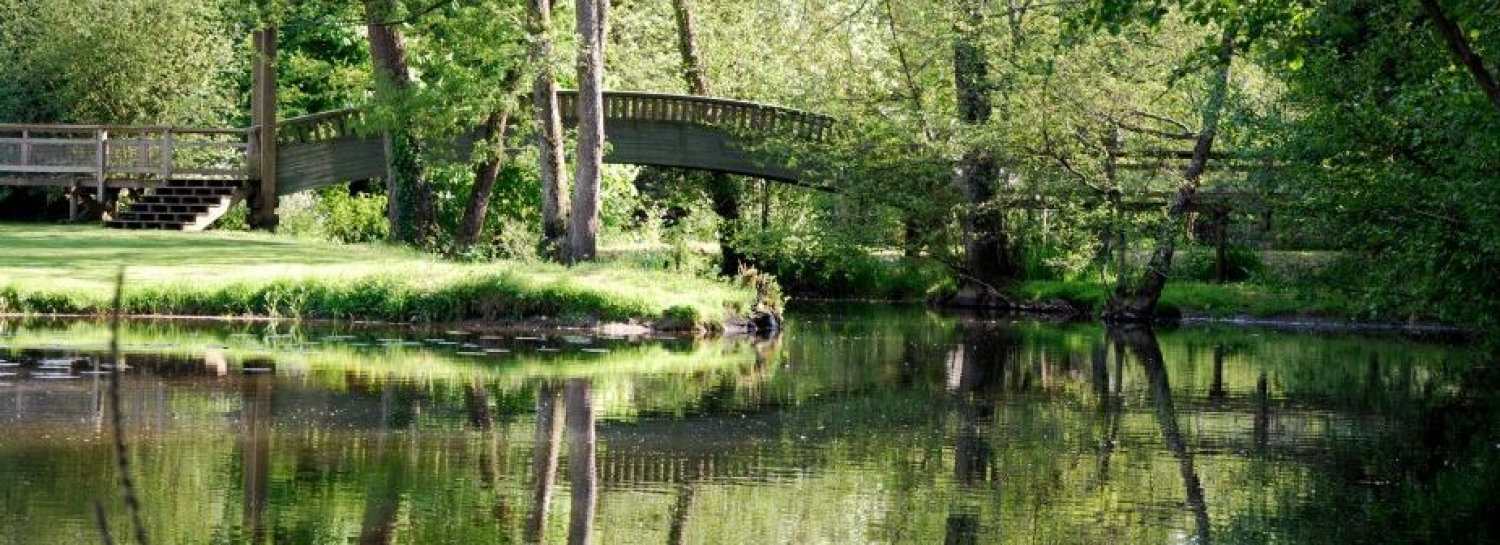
565 0 609 264
453 111 512 255
1419 0 1500 113
364 0 438 247
951 0 1017 304
669 0 744 276
530 0 571 258
1103 24 1236 322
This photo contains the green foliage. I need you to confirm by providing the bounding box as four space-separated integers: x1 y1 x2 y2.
0 0 236 124
736 226 944 300
1018 278 1366 320
1176 244 1265 282
1265 0 1500 330
317 188 389 244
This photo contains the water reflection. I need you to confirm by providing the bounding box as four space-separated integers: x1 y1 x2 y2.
1116 326 1211 543
0 313 1496 543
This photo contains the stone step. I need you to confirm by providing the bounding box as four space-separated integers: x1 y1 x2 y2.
116 211 199 223
129 203 214 215
104 220 187 230
162 179 241 189
150 186 236 197
134 195 230 206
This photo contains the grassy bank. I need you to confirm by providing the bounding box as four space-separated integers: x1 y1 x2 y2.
0 225 755 329
1014 279 1367 321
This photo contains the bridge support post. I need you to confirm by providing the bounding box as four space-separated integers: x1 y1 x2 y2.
250 27 279 230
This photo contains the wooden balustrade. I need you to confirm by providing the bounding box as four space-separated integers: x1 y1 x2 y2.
277 108 366 146
556 91 833 141
0 124 251 195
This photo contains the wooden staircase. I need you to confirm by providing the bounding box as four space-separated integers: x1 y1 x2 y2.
105 179 243 231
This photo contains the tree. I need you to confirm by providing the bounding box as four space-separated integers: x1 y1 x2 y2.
363 0 439 247
1270 0 1500 329
1104 22 1238 321
565 0 609 263
671 0 745 277
1418 0 1500 113
453 107 515 254
530 0 571 258
0 0 235 125
950 0 1020 304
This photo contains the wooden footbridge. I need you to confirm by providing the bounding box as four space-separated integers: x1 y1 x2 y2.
0 91 835 230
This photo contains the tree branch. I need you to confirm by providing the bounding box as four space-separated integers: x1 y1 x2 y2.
1419 0 1500 112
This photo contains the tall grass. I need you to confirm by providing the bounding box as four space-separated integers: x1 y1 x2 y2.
0 225 754 329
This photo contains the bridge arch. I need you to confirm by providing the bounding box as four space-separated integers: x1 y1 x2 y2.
274 91 833 195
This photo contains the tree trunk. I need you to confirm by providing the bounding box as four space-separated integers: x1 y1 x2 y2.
951 0 1016 303
1419 0 1500 113
670 0 710 95
364 0 437 247
565 0 608 264
670 0 744 276
524 383 564 544
1103 24 1236 322
564 380 597 545
453 112 512 255
530 0 570 258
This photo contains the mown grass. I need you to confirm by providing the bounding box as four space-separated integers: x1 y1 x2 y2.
1015 279 1361 320
0 224 755 329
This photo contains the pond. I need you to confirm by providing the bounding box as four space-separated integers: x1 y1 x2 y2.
0 306 1496 544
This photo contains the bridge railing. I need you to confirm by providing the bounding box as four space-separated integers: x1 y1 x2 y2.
0 124 251 193
558 91 833 141
277 108 366 146
270 92 832 147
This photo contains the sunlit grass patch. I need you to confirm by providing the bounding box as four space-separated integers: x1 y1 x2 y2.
0 224 752 328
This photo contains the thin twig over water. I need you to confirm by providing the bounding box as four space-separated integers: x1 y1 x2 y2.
106 268 150 545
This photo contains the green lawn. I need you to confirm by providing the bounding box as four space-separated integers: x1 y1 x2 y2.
1014 279 1363 320
0 224 754 328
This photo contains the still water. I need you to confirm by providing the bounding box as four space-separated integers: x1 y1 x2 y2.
1 307 1496 544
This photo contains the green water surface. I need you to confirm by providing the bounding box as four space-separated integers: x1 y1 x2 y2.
0 306 1495 544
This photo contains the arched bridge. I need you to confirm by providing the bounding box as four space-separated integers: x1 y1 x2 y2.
0 91 833 228
274 90 834 195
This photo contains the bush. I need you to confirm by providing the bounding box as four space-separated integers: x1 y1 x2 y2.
1176 244 1264 282
318 190 388 244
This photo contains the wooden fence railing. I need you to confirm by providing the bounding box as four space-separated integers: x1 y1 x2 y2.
0 124 251 196
274 92 835 145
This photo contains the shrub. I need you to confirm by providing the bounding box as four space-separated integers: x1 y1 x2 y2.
1176 244 1264 282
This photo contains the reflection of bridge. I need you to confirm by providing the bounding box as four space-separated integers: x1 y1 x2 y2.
0 91 834 229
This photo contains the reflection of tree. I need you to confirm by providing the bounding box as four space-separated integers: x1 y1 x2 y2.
565 379 597 545
665 482 698 545
1210 345 1227 401
464 378 493 430
1254 372 1269 453
942 322 1007 545
359 383 415 545
240 373 272 543
1116 326 1212 544
525 383 564 543
1094 339 1126 486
